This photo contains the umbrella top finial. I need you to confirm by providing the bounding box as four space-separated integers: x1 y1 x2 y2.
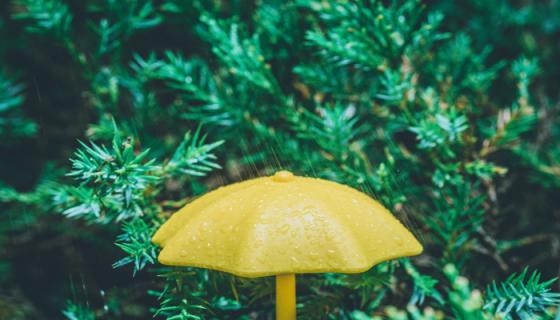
272 170 294 182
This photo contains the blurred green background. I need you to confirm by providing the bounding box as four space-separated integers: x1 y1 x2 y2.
1 0 559 319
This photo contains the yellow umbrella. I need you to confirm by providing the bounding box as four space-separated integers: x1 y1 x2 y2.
152 170 422 319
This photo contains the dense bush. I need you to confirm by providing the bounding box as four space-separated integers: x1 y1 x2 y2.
1 0 560 319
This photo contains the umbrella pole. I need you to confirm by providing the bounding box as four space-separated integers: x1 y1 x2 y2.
276 274 296 320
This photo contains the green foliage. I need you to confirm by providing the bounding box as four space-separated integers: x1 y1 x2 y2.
55 123 222 224
64 127 159 222
1 0 560 318
410 107 468 150
62 301 96 320
372 305 443 320
201 16 278 94
165 129 224 178
0 72 25 112
12 0 72 41
89 0 162 56
290 103 363 163
372 265 560 320
0 71 36 142
485 268 560 319
403 260 443 306
303 0 446 71
431 33 504 97
444 264 486 320
112 219 158 275
152 270 209 320
427 182 486 264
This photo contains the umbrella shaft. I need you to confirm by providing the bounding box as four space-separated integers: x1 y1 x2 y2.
276 274 296 320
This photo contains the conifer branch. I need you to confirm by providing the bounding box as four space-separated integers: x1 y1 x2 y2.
484 268 560 319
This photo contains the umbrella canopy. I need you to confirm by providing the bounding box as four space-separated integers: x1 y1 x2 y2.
153 171 422 278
